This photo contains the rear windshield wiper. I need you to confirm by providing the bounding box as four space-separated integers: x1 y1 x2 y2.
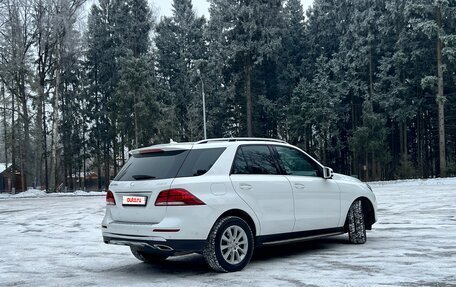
131 175 156 180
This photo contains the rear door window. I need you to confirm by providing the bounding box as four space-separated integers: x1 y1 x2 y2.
114 150 189 181
231 145 280 175
177 148 226 177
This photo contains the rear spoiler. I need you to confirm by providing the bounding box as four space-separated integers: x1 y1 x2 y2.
130 145 193 156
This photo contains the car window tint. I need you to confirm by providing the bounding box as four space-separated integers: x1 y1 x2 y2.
232 148 249 174
177 148 226 177
275 146 318 176
114 150 189 181
232 145 279 175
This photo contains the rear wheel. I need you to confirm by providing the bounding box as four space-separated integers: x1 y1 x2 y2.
203 216 254 272
130 247 168 263
347 200 367 244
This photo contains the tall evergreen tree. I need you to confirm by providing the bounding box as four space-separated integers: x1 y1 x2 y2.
277 0 308 140
409 0 456 177
208 0 282 137
155 0 207 141
0 0 35 191
291 56 341 165
86 2 115 190
114 0 153 148
86 0 156 188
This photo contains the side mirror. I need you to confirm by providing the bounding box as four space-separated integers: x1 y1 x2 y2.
323 167 334 179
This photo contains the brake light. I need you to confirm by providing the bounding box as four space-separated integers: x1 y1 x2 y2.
155 188 205 206
139 148 163 154
106 190 116 205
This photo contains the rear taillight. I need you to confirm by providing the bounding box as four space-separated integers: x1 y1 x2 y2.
155 188 205 206
106 190 116 205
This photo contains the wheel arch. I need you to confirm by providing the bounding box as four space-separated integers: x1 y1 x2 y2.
343 197 376 231
216 209 258 237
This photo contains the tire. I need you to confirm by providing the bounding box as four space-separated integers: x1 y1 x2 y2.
130 246 168 263
347 199 367 244
203 216 254 272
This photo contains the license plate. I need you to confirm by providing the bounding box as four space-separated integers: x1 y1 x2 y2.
122 196 147 206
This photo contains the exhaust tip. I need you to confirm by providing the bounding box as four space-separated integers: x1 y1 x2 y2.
153 244 174 251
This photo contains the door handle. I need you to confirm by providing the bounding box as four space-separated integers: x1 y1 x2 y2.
294 183 306 189
239 183 253 190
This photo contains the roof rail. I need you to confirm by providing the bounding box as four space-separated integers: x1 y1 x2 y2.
195 138 287 144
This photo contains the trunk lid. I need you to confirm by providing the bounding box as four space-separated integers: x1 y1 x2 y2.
109 146 191 223
109 179 174 223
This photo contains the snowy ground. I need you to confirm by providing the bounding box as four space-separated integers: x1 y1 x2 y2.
0 189 106 199
1 178 456 286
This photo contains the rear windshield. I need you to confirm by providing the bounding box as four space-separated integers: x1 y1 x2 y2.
114 147 226 181
114 150 189 181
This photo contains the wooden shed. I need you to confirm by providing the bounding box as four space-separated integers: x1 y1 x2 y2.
0 163 25 193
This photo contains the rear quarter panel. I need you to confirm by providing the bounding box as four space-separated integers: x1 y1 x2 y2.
170 174 261 239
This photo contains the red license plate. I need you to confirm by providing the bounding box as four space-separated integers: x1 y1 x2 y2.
122 196 147 206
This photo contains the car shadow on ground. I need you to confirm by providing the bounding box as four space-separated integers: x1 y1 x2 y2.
104 235 350 276
252 235 350 262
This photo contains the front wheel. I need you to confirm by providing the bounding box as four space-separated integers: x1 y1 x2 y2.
203 216 254 272
347 200 367 244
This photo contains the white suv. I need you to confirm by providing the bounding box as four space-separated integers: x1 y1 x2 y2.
102 138 377 272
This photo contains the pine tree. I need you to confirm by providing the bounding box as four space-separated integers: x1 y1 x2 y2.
60 22 85 191
291 56 341 164
303 0 355 175
85 0 155 188
86 2 112 190
208 0 282 136
116 54 160 147
409 0 456 177
155 0 207 141
332 0 390 179
277 0 308 140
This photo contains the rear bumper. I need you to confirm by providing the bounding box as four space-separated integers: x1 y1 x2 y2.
103 233 206 255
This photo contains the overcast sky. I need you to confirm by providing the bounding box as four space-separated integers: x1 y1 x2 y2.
154 0 314 17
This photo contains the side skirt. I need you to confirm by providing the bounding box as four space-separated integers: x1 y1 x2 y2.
256 227 345 247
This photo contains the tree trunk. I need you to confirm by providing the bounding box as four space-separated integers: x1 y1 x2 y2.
436 6 446 177
244 54 253 137
113 121 118 176
83 122 86 191
2 84 7 172
134 89 139 148
104 144 110 190
368 47 374 102
19 138 25 192
121 133 125 166
18 73 29 190
36 74 44 188
62 84 67 191
399 121 407 158
11 82 16 193
51 40 61 191
322 130 327 165
43 92 49 190
417 109 423 177
97 145 102 191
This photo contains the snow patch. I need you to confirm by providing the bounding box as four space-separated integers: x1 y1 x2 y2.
0 189 106 200
72 190 106 196
0 163 12 173
11 189 47 198
368 177 456 187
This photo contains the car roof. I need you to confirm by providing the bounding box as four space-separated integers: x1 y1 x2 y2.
131 138 290 153
195 138 287 144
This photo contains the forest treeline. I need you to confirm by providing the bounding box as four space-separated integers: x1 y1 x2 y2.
0 0 455 192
